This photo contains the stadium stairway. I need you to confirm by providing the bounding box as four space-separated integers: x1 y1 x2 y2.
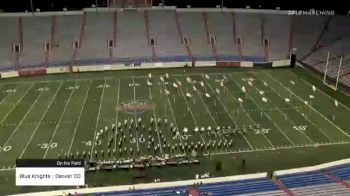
147 10 187 60
176 12 212 61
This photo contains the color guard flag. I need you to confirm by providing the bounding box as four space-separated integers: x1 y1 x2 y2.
241 86 246 93
312 85 316 92
173 83 178 88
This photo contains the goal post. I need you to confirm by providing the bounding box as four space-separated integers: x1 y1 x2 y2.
335 55 343 90
323 53 343 91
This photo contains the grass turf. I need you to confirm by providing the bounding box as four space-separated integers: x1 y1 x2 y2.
0 67 349 194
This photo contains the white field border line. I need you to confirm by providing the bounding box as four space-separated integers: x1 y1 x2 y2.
114 78 121 151
90 79 107 161
68 80 93 154
0 82 35 126
262 80 324 143
19 82 64 158
132 77 140 150
0 83 46 152
0 70 263 86
219 75 278 148
298 65 350 97
162 82 185 153
203 140 350 156
227 75 277 148
174 77 207 145
43 80 79 158
148 87 163 154
247 77 311 145
300 78 350 112
1 141 350 172
202 75 254 150
265 71 350 140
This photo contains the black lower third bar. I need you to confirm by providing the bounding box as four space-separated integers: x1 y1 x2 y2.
16 159 84 168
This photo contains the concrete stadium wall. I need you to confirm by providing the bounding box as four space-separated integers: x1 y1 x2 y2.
241 61 254 67
46 67 70 74
0 58 290 80
274 158 350 176
272 59 291 67
0 71 19 78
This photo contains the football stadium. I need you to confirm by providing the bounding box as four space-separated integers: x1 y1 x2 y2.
0 1 349 195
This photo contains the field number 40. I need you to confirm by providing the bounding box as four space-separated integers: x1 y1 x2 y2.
0 145 11 152
293 125 308 131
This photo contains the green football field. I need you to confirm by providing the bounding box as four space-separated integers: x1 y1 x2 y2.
0 67 349 194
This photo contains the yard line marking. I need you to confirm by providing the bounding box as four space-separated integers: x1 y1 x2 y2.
204 140 350 156
0 82 35 126
300 78 350 112
175 77 206 145
19 82 64 158
43 81 79 158
188 75 232 146
227 75 276 148
265 71 350 139
244 76 309 145
162 83 185 152
0 84 16 106
68 80 93 154
268 86 334 142
295 65 350 97
188 76 219 125
0 83 46 152
220 75 277 148
114 78 121 151
132 77 140 150
260 79 316 144
202 75 254 150
90 79 107 161
263 113 296 145
148 87 163 154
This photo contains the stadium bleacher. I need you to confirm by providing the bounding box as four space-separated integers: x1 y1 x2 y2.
50 14 83 67
235 12 264 61
0 8 350 196
0 17 18 70
86 164 350 196
264 14 290 61
114 10 152 62
147 10 187 60
205 12 239 61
